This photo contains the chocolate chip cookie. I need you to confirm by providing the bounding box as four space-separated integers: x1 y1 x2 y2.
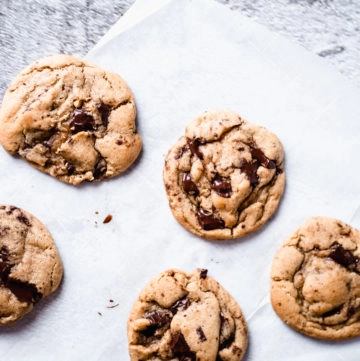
127 268 248 361
270 216 360 340
0 54 142 185
0 205 63 325
163 110 285 240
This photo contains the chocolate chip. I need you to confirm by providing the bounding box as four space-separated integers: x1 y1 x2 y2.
197 207 225 230
212 174 232 198
182 172 199 196
70 109 95 133
196 326 207 342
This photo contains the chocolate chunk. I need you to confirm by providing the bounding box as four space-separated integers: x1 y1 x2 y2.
250 146 276 169
197 207 225 230
196 326 207 342
6 206 18 215
329 243 360 273
145 310 171 327
67 163 75 175
0 246 9 262
239 145 277 186
171 331 196 361
17 214 31 227
212 174 232 198
187 138 205 160
6 278 42 304
97 102 111 127
70 109 95 133
240 159 259 186
322 304 343 318
182 172 199 196
200 269 208 279
93 158 107 179
170 297 190 314
0 261 11 281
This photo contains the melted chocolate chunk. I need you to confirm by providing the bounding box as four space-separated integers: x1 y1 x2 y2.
182 172 199 196
145 310 171 327
197 207 225 231
250 146 276 169
6 278 42 304
187 138 205 160
97 102 111 127
329 243 360 273
239 145 277 186
70 109 95 133
196 326 207 342
171 331 196 361
212 174 232 198
171 297 190 315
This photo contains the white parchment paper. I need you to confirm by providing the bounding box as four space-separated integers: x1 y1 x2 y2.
1 0 360 360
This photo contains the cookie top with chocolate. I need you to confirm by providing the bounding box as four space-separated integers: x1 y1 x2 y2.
0 54 142 185
0 205 63 325
127 268 248 361
270 216 360 340
163 110 285 240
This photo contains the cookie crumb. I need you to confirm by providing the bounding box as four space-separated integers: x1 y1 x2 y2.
103 214 113 224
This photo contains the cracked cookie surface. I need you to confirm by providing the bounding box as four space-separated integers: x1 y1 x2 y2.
127 268 248 361
0 205 63 325
270 216 360 340
0 54 142 185
163 110 285 240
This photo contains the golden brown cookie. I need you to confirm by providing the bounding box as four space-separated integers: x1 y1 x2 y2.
0 205 63 325
127 268 248 361
163 110 285 240
270 216 360 340
0 54 142 185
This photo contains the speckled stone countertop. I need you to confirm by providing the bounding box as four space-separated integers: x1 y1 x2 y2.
0 0 359 99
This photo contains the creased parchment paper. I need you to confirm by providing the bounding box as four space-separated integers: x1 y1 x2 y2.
0 0 360 360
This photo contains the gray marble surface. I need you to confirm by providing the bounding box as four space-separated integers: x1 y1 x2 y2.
0 0 359 100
